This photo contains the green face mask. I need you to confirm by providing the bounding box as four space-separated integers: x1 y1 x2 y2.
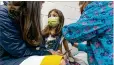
48 17 59 27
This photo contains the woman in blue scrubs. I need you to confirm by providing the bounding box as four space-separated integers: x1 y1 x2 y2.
62 1 113 65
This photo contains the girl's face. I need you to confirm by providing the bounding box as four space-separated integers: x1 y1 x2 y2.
48 11 60 27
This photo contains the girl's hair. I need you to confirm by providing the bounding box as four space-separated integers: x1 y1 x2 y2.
79 1 91 14
42 9 64 37
8 1 43 46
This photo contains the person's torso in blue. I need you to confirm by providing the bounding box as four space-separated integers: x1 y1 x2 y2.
0 5 51 65
62 1 113 65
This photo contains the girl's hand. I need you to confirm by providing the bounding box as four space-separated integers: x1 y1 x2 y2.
49 50 63 55
56 50 63 56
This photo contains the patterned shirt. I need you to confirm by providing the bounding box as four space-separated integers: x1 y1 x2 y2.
62 1 113 65
44 35 62 51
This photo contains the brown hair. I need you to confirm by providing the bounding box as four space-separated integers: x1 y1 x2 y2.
8 1 43 46
79 1 91 14
42 9 64 37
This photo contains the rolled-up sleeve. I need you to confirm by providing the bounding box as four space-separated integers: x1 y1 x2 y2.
77 43 87 52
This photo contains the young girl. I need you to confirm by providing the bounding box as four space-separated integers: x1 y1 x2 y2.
42 9 70 54
41 9 83 65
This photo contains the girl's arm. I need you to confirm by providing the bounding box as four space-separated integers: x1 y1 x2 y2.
63 39 72 56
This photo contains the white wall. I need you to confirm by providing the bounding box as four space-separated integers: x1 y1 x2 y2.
0 1 3 5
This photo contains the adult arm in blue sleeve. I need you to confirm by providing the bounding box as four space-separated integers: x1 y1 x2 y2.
62 1 112 44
